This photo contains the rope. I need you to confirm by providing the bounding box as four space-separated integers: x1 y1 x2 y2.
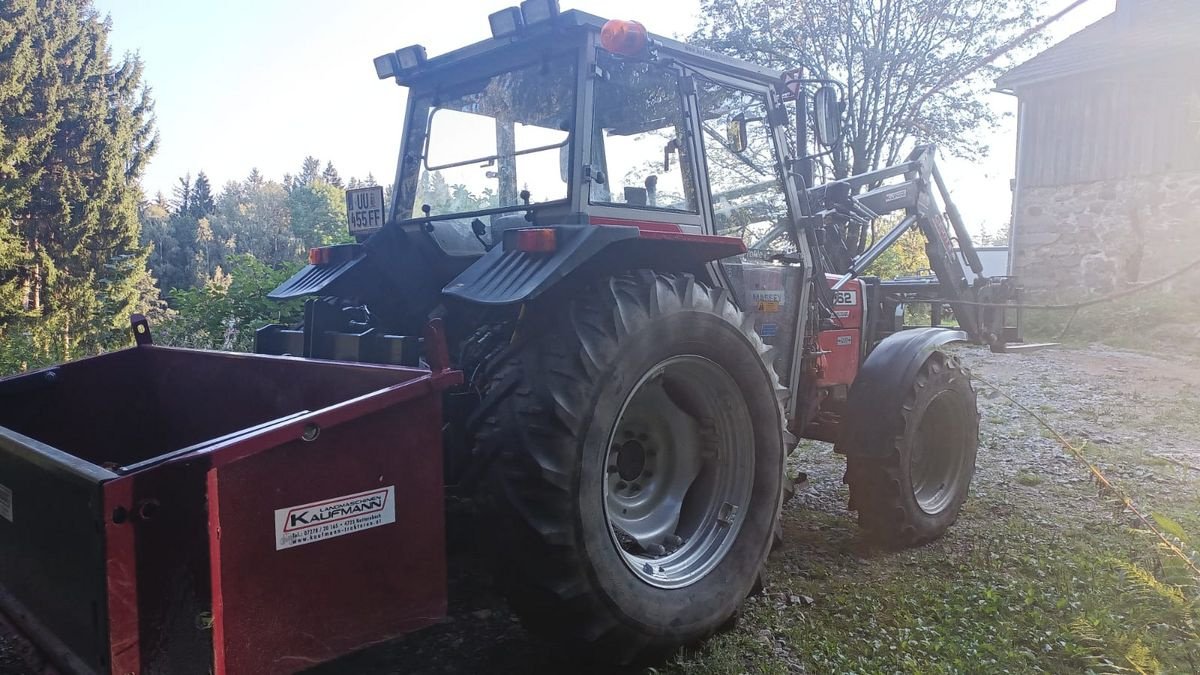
971 372 1200 577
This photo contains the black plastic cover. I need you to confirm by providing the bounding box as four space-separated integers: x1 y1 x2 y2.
267 257 367 300
443 225 639 305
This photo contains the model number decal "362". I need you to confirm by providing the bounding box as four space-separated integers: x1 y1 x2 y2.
833 290 858 306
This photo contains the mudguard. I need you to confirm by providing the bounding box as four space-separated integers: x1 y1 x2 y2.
269 255 369 300
835 327 967 457
443 225 745 305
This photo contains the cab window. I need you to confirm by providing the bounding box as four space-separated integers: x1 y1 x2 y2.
696 82 790 251
589 56 697 212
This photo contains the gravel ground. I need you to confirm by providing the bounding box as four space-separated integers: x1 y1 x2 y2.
2 344 1197 674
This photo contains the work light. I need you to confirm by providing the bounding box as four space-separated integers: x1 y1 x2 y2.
520 0 560 24
489 7 525 38
373 44 427 80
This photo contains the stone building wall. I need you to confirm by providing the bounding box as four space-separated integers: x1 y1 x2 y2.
1012 170 1200 298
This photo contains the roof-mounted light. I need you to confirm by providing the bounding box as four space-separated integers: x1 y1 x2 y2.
520 0 560 25
600 19 648 57
373 44 427 80
489 6 525 38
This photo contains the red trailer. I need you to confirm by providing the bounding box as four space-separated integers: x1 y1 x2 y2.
0 319 459 674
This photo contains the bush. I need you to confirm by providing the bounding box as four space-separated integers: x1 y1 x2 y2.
155 255 303 352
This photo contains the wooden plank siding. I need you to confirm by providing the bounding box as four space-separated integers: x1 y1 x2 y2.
1017 62 1200 188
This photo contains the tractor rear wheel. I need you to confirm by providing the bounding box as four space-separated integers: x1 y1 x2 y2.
845 352 978 547
476 272 785 663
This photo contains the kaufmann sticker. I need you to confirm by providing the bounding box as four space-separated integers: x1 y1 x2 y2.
0 483 12 522
274 486 394 551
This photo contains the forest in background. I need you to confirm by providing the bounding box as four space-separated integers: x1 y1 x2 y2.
0 2 391 374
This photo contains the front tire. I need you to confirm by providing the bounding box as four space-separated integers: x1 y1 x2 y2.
845 352 978 547
477 272 785 663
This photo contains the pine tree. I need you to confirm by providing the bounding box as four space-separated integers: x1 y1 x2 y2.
297 156 321 186
321 161 343 188
172 173 192 216
190 171 215 217
4 0 159 359
0 0 58 320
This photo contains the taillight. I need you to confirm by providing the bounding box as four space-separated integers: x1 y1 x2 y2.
308 244 362 266
513 228 557 253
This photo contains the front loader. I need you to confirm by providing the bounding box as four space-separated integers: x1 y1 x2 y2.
0 3 1021 672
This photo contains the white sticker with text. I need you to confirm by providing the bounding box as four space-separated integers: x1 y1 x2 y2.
274 486 394 550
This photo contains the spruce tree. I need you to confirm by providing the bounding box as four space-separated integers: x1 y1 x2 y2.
321 161 343 188
190 171 215 217
0 0 57 320
2 0 158 359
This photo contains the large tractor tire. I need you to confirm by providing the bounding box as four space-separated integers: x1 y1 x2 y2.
845 351 978 548
476 272 785 663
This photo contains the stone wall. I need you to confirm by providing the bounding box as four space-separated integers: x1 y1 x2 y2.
1012 170 1200 297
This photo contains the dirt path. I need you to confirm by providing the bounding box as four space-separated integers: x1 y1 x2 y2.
3 345 1197 674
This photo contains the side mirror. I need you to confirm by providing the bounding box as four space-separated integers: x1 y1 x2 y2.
726 113 748 154
813 85 842 148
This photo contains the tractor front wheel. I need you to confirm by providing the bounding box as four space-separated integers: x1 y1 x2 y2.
477 272 785 663
845 352 978 547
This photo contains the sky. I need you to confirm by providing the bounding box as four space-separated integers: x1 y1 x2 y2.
94 0 1116 237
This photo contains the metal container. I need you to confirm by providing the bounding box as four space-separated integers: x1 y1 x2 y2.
0 324 459 674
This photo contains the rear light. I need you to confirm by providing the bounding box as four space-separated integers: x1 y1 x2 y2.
600 19 648 57
511 228 557 253
308 244 363 266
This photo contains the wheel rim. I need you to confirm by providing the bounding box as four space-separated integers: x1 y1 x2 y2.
603 355 755 589
909 391 970 515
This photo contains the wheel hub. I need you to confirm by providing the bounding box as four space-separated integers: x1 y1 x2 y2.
614 438 648 482
910 391 970 515
603 356 755 589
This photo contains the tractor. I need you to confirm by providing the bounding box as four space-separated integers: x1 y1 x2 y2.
0 3 1023 672
255 2 1019 663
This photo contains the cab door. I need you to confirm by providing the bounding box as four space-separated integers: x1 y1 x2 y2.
688 72 806 381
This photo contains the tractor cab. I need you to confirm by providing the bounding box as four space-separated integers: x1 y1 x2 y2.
373 8 809 274
262 6 838 367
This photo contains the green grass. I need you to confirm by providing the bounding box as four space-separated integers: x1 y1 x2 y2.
665 497 1199 675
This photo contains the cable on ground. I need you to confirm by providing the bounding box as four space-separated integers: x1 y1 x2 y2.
970 372 1200 576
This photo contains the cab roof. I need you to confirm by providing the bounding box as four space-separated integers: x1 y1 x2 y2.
389 9 785 90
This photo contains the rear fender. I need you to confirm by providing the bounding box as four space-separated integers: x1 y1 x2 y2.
835 327 967 457
443 225 746 306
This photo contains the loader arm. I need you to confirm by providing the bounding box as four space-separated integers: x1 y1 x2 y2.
807 145 1018 350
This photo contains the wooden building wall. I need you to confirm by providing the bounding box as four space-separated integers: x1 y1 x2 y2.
1017 62 1200 188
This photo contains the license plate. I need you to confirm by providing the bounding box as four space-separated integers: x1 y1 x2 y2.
346 186 385 235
